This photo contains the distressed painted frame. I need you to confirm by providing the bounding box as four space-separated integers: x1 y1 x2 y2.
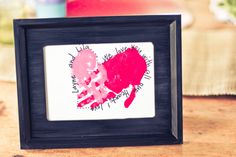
14 15 182 149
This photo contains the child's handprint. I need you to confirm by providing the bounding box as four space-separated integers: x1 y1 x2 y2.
72 47 147 109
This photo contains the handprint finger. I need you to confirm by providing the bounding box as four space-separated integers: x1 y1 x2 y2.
77 95 94 107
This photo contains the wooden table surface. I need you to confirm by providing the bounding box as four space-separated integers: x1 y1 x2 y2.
0 81 236 157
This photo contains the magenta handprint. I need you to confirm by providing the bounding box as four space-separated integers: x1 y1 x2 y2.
72 47 147 109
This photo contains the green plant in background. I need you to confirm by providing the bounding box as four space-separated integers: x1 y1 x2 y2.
218 0 236 18
0 0 32 45
0 9 15 45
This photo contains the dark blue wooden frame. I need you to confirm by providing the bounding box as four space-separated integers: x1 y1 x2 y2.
14 15 182 149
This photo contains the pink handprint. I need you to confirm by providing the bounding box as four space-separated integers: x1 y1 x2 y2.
72 46 147 109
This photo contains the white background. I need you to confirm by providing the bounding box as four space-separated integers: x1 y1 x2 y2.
44 42 155 121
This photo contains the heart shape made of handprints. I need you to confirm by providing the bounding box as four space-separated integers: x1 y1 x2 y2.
72 47 147 109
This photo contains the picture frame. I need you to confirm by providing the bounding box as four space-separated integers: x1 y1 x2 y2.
14 15 182 149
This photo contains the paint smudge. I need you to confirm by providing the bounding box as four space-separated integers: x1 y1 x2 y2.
72 47 147 109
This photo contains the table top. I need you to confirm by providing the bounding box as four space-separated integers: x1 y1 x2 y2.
0 81 235 156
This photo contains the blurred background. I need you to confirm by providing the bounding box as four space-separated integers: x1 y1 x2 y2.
0 0 236 156
1 0 236 96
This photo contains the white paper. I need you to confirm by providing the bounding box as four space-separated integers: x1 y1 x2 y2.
44 42 155 121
